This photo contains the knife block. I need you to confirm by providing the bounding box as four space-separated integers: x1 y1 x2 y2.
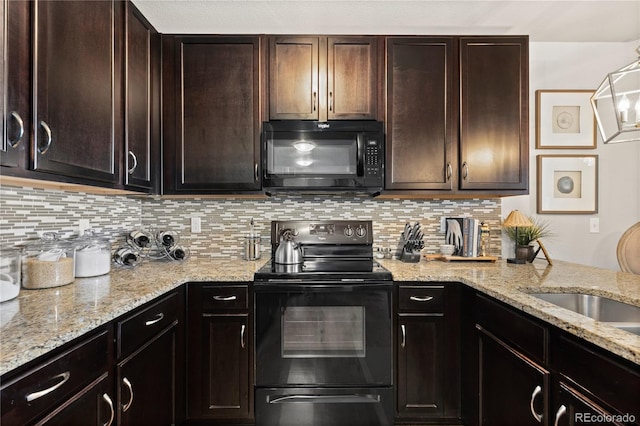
400 249 421 263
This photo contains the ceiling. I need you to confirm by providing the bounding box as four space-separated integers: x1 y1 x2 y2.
131 0 640 42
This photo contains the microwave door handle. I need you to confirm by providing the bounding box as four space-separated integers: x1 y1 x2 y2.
356 133 365 177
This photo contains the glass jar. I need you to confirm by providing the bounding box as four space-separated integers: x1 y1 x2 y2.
1 247 21 302
22 232 76 289
73 229 112 278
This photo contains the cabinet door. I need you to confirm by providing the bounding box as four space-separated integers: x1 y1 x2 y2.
33 0 121 183
386 37 456 190
269 36 320 120
327 37 378 120
552 382 624 426
118 326 177 426
397 315 445 417
1 0 30 171
459 37 528 191
477 326 549 426
166 36 261 192
36 374 115 426
124 2 159 192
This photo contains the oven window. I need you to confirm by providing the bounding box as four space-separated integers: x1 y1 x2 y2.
282 306 365 358
266 136 357 176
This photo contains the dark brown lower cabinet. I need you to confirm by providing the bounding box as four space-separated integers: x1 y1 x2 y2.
186 283 253 423
395 283 461 424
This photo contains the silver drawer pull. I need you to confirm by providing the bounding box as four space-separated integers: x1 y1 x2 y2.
241 324 246 349
122 377 134 412
400 324 406 348
38 120 53 154
127 151 138 175
102 393 115 426
530 385 543 422
554 405 567 426
410 296 434 302
8 111 25 147
144 312 164 326
26 371 70 402
213 295 237 301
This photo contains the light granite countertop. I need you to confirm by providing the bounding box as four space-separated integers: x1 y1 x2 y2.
1 257 639 377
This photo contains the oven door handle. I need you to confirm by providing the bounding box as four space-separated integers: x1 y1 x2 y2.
254 282 392 292
267 394 381 404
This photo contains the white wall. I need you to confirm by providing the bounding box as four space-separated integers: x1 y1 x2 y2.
502 41 640 270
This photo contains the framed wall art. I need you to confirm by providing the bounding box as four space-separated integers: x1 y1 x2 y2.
537 155 598 214
536 90 596 149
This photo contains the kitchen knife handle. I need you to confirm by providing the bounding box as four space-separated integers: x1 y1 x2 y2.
529 385 543 423
446 163 452 181
241 324 246 349
410 296 433 302
127 151 138 175
122 377 134 412
400 324 406 348
26 371 70 402
8 111 25 147
38 120 53 154
462 162 469 180
553 405 566 426
102 393 115 426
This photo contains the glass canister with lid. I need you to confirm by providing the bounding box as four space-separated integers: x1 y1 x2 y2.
22 232 76 289
0 247 21 302
73 229 112 278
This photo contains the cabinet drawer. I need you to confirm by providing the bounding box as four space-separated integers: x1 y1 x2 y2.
201 285 248 311
1 329 110 426
399 286 444 313
475 294 547 363
118 292 180 359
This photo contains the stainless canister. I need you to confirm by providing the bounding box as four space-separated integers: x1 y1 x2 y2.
244 236 261 261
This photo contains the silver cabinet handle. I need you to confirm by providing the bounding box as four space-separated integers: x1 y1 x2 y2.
530 385 543 423
462 161 469 180
8 111 25 147
127 151 138 175
268 394 380 404
241 324 246 349
313 91 317 111
213 295 237 301
446 162 452 181
26 371 70 402
144 312 164 326
122 377 134 412
410 296 434 302
102 393 115 426
554 405 567 426
400 324 406 348
329 91 333 112
254 162 259 182
38 120 53 154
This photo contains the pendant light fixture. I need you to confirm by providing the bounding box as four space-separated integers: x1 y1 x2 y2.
590 46 640 144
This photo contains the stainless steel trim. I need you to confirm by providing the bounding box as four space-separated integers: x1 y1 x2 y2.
8 111 25 147
530 385 543 423
553 405 566 426
410 295 434 302
25 371 70 402
400 324 406 348
127 150 138 175
213 295 237 301
268 394 381 404
122 377 134 412
102 393 115 426
144 312 164 326
241 324 246 349
38 120 53 154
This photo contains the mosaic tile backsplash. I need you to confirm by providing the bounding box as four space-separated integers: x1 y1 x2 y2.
1 184 502 259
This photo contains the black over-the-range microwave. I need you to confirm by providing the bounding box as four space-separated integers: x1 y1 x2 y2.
261 121 384 193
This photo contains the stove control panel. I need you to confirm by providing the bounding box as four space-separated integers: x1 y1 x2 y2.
272 220 373 245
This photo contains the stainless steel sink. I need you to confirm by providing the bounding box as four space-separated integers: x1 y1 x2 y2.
529 293 640 336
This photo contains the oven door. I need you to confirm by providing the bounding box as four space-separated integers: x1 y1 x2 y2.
255 282 392 387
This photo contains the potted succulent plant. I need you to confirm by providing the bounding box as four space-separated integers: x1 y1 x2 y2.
503 215 554 262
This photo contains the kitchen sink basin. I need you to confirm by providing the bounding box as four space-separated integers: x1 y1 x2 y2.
529 293 640 336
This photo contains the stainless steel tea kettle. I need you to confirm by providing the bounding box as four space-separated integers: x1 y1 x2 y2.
274 230 302 265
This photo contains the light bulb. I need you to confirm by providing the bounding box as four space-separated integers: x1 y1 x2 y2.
293 141 316 152
618 94 630 122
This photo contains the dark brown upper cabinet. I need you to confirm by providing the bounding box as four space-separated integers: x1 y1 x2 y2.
385 36 529 195
269 36 380 121
385 37 457 191
459 36 529 192
162 35 263 194
32 0 122 184
123 2 160 192
1 0 30 172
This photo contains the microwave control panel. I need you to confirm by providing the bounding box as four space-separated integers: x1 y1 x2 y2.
364 138 381 177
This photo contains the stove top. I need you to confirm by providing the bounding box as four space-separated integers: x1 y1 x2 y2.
254 259 392 282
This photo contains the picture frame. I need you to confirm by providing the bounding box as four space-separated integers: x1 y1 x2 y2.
536 90 596 149
537 155 598 214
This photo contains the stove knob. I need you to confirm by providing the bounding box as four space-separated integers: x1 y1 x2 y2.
344 225 354 237
356 225 367 238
